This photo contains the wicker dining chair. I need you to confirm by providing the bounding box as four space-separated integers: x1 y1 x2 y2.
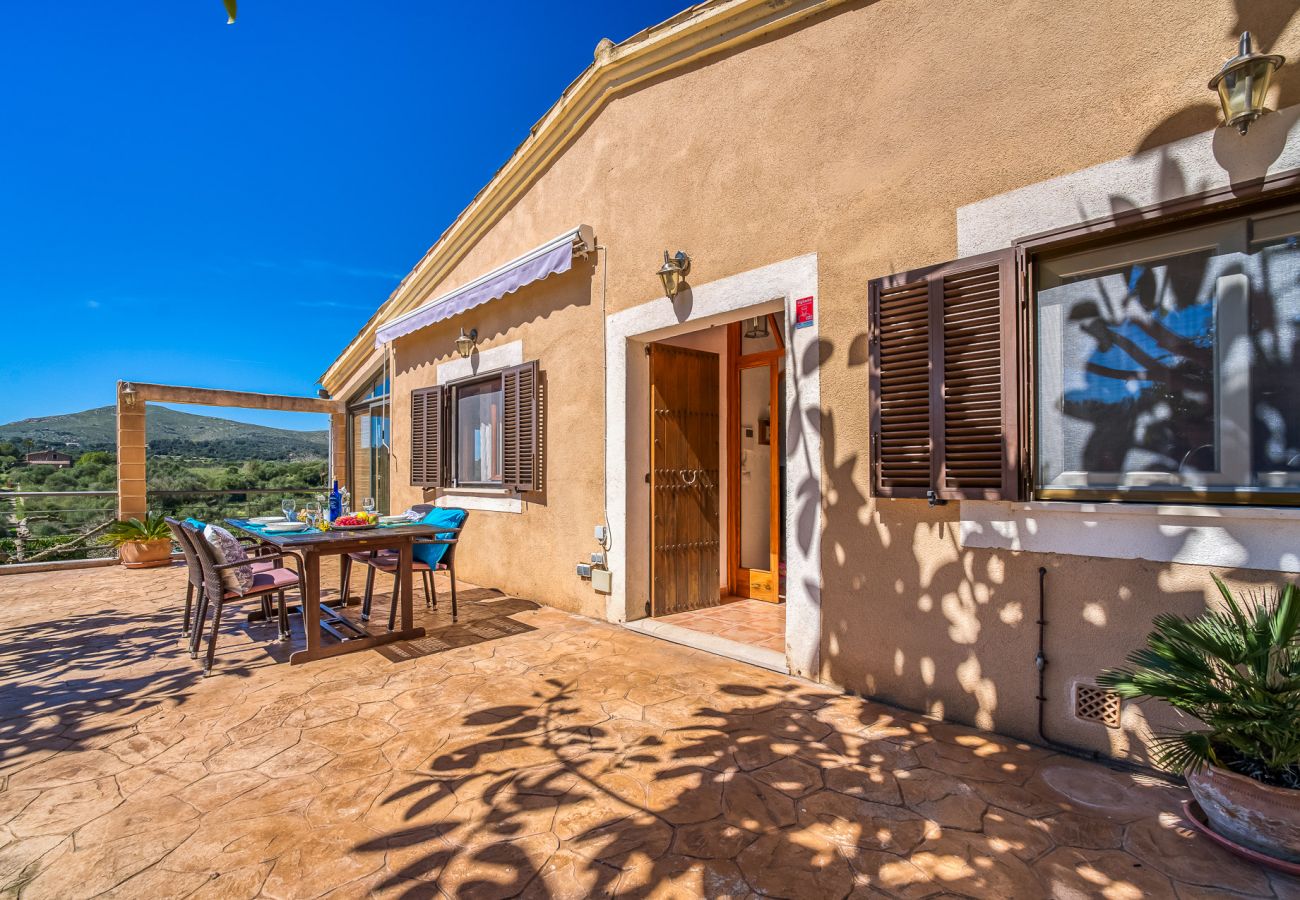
166 517 284 650
357 509 467 628
181 522 303 674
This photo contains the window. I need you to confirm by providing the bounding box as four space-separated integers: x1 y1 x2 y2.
410 360 539 492
1035 204 1300 503
453 377 503 486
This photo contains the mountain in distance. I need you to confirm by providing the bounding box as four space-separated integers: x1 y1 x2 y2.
0 406 328 460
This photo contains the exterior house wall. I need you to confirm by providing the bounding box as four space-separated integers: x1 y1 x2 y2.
324 0 1300 764
388 263 608 619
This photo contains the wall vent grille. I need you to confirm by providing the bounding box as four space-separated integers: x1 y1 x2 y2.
1074 684 1122 728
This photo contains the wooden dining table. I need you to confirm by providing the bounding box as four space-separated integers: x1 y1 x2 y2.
226 518 440 664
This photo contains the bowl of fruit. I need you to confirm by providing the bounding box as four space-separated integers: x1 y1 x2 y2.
331 513 377 530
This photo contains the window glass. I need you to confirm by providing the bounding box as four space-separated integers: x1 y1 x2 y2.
1035 208 1300 501
456 378 503 485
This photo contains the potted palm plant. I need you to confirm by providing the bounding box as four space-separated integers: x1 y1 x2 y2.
100 514 174 569
1098 575 1299 865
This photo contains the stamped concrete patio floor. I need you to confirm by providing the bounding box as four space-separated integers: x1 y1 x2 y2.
2 563 1297 899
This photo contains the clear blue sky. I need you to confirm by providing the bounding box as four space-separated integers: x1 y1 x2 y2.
0 1 685 431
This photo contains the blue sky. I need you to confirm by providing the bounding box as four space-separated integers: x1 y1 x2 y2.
0 1 684 431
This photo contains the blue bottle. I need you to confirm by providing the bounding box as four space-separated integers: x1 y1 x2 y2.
328 480 342 523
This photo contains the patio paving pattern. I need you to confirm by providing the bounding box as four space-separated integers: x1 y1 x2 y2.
1 562 1297 899
656 599 786 653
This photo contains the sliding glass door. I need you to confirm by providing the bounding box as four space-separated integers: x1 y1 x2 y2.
346 368 390 514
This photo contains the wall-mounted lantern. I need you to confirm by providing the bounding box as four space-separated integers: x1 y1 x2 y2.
455 327 478 358
1210 31 1285 135
121 382 138 408
743 315 770 339
657 250 691 299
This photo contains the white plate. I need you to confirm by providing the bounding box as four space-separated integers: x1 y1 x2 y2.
264 521 309 533
249 516 287 525
379 515 413 524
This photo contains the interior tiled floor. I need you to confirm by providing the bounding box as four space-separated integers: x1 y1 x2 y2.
657 597 786 653
1 562 1296 899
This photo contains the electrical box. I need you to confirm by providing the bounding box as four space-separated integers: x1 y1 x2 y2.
590 552 606 566
591 568 613 594
594 524 608 544
576 563 593 579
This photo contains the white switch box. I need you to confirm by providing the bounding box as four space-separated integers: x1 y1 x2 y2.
594 524 608 544
592 568 612 594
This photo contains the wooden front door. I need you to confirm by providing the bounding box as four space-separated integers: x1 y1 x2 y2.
649 343 721 616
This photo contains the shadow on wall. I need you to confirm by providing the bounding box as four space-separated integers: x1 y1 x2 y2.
811 28 1300 766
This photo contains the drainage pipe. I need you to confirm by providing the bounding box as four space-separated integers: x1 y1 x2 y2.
1034 565 1180 784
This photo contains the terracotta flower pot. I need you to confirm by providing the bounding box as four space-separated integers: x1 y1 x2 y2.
1186 765 1300 864
118 539 172 569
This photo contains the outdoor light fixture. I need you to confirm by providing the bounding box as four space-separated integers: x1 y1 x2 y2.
657 250 691 299
1210 32 1285 135
121 382 138 408
743 315 770 340
455 327 478 358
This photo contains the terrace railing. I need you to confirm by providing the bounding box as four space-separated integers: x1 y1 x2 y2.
0 490 119 564
147 488 324 523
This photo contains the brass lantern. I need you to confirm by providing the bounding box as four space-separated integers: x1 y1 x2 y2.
455 327 478 358
1209 32 1285 135
657 251 690 299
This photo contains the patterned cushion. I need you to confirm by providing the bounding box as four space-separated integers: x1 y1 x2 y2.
203 524 254 595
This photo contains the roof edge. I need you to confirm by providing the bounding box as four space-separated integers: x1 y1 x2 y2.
320 0 847 392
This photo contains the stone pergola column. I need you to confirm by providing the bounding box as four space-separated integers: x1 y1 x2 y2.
116 382 148 521
330 412 348 491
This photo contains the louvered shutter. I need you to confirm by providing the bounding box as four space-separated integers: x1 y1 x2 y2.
869 248 1021 501
410 385 444 488
500 361 539 492
869 275 933 497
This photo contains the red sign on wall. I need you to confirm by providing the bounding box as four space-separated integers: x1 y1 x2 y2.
794 295 815 329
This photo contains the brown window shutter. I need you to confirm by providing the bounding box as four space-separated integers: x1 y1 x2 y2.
869 248 1021 501
410 385 444 488
936 250 1020 499
501 361 539 492
870 274 933 498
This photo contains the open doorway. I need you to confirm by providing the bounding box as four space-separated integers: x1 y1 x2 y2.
607 252 820 679
728 314 785 604
637 312 785 662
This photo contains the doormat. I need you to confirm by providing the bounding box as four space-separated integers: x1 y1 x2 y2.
375 614 536 662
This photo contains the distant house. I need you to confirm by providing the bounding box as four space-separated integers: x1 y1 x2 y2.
25 450 71 468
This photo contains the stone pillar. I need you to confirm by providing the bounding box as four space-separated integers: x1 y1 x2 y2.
116 383 148 521
330 411 348 493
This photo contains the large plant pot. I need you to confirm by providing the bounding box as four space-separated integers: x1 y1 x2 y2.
118 539 172 569
1186 765 1300 864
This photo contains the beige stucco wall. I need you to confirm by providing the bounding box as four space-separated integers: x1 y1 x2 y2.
388 263 608 619
330 0 1300 763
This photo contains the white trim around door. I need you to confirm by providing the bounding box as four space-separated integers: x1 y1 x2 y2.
603 253 821 679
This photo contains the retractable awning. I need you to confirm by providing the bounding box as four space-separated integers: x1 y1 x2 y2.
374 224 595 348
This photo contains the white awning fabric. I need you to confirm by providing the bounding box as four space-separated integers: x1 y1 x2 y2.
374 225 595 349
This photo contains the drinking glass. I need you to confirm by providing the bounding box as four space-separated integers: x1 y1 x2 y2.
281 499 296 522
362 497 375 515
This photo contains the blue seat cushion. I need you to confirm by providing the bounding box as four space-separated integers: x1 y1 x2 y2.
412 507 466 568
184 517 206 532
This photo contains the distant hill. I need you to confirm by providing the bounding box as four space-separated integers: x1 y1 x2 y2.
0 406 328 460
